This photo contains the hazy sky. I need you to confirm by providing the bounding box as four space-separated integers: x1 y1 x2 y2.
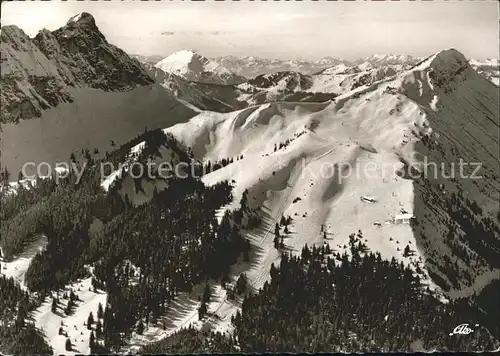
2 1 499 60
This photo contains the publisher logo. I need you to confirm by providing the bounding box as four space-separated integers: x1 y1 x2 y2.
449 323 479 336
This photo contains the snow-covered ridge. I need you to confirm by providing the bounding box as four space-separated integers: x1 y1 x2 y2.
155 50 246 85
407 48 479 91
141 63 242 112
318 63 362 75
469 58 500 67
358 54 423 67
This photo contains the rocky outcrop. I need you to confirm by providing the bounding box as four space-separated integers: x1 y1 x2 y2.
1 13 154 123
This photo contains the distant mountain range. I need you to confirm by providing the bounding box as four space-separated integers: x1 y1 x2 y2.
212 55 346 78
133 52 499 86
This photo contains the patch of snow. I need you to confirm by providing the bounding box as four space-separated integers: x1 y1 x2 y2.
68 13 84 23
430 95 439 111
0 178 37 196
0 235 48 290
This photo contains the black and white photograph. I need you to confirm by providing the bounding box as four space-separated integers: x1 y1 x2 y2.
0 0 499 354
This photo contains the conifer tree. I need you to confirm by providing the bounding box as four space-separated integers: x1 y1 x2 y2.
236 274 247 294
87 312 94 329
97 302 104 319
274 223 280 249
96 320 103 338
137 320 144 335
202 283 211 304
198 301 208 320
51 298 57 313
89 331 95 348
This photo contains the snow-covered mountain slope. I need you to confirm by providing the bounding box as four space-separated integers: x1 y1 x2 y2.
162 49 499 322
237 71 337 105
33 274 107 356
309 55 426 93
317 63 362 75
0 13 153 123
143 64 337 112
1 85 196 182
155 50 246 85
167 95 435 291
213 55 348 78
64 48 499 349
142 52 497 114
401 49 500 296
158 96 438 336
247 71 313 92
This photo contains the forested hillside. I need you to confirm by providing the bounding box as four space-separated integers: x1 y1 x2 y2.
141 233 499 353
0 129 250 353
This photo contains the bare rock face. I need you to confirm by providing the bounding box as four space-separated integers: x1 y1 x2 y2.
1 12 154 123
1 25 73 123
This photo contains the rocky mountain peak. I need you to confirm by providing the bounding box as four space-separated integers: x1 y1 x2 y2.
155 50 246 85
429 48 469 71
66 12 97 27
0 25 31 48
413 48 473 90
1 13 154 123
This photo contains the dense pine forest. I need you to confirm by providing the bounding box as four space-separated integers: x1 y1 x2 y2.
141 326 239 354
142 234 499 353
0 276 53 354
93 176 250 350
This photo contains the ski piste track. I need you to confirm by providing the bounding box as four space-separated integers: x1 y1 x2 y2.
149 141 338 339
198 140 343 332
